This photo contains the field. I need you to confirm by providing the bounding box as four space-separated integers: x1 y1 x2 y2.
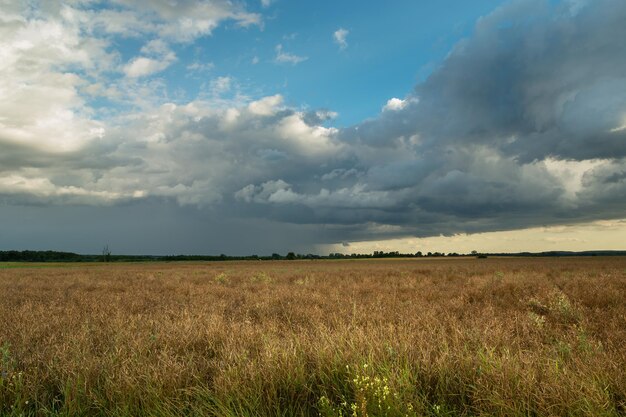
1 258 625 416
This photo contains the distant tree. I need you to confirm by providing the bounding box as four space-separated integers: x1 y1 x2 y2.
271 253 281 260
286 252 296 260
102 245 111 262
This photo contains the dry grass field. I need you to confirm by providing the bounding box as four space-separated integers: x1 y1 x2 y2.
1 257 625 416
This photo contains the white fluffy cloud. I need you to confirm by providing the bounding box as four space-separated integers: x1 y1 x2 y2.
123 39 177 78
124 56 170 78
0 4 111 153
1 94 346 205
382 98 407 111
247 95 284 116
333 28 349 50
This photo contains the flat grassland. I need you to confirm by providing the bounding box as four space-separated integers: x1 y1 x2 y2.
1 258 625 416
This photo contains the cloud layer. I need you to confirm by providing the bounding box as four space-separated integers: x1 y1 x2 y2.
1 0 625 251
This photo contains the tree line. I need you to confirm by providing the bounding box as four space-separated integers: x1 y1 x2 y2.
1 249 624 263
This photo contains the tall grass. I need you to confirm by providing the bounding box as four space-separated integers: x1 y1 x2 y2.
1 258 625 416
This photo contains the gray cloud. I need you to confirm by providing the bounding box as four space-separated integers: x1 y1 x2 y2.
410 0 626 162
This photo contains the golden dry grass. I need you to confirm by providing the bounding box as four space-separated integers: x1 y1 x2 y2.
1 257 625 416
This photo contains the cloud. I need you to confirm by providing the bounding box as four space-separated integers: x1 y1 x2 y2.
0 174 141 205
0 0 258 150
186 61 215 72
1 93 347 207
333 28 349 50
123 39 176 78
246 94 283 116
251 0 626 237
275 44 308 65
97 0 261 41
209 76 233 95
123 57 170 78
382 98 408 112
0 5 112 154
399 0 626 162
2 0 626 253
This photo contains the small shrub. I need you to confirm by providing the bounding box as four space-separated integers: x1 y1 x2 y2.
250 272 273 283
548 290 580 325
214 272 230 284
528 312 546 329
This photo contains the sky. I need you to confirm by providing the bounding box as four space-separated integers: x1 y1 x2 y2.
1 0 625 256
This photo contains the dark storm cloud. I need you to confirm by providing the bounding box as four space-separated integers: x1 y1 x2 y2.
577 161 626 209
341 0 626 158
234 0 626 241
